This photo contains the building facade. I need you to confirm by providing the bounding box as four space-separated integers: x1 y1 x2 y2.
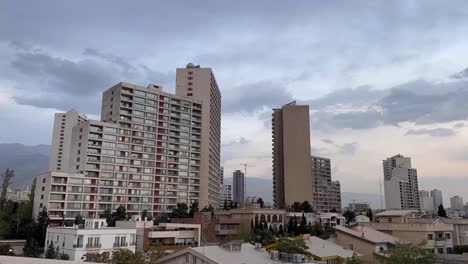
232 170 244 205
35 65 221 222
431 189 444 209
175 64 222 208
49 110 87 172
220 184 232 205
383 154 420 210
348 202 370 213
451 195 464 210
311 156 341 212
45 219 136 261
420 190 435 212
272 102 313 209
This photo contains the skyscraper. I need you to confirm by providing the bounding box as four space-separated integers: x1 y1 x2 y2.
176 64 222 208
232 170 245 205
450 195 464 210
431 189 444 209
33 65 220 223
272 102 313 209
383 154 420 210
311 156 341 212
419 190 435 212
49 110 87 172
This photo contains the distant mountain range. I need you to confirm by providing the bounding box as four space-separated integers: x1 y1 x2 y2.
0 143 50 188
224 176 383 209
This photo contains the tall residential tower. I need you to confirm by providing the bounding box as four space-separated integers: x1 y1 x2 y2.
383 154 420 210
311 156 341 212
272 102 313 209
232 170 245 205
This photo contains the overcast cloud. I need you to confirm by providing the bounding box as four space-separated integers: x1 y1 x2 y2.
1 0 468 202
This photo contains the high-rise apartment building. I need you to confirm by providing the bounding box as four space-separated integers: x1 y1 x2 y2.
272 102 313 209
431 189 444 209
175 64 221 208
311 156 341 212
450 195 464 210
419 190 435 212
49 110 87 172
232 170 245 205
219 167 232 205
383 154 420 210
34 68 219 223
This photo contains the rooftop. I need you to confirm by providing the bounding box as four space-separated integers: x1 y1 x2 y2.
334 226 403 244
375 210 417 217
305 236 360 260
0 256 99 264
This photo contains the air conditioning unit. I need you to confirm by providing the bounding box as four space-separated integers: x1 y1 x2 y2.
292 254 304 263
270 251 279 260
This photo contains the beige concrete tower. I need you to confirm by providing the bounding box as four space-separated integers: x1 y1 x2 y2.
176 64 221 208
49 110 87 172
272 102 313 209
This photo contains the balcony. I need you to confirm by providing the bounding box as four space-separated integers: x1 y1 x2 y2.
73 243 83 248
86 243 102 249
113 242 129 247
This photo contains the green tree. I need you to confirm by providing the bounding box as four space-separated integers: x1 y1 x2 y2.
111 249 145 264
257 198 265 208
366 208 374 221
311 221 324 236
301 201 313 213
201 204 214 212
142 209 152 221
291 202 302 212
101 209 113 226
275 238 311 256
347 253 362 264
189 202 199 217
0 169 15 209
23 237 42 257
74 215 84 226
114 205 128 221
343 210 356 225
376 243 435 264
170 203 189 218
0 243 12 255
34 207 49 246
438 204 447 218
155 213 169 224
45 241 57 259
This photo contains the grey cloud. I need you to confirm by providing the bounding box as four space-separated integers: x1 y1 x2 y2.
340 142 358 155
314 139 358 156
454 123 465 129
321 139 335 144
312 109 382 131
8 46 173 113
223 81 293 113
222 137 250 147
304 86 387 110
405 128 455 137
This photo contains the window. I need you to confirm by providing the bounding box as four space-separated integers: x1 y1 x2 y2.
437 248 444 254
193 256 197 264
40 195 44 199
187 93 193 96
427 234 434 240
388 218 392 223
445 233 451 239
42 178 46 183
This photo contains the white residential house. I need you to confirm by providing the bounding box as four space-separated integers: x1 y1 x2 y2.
317 213 346 228
45 219 136 261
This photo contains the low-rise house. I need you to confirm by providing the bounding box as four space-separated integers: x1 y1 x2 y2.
45 218 136 261
317 213 346 228
157 241 317 264
355 215 370 223
304 236 361 263
333 225 404 263
115 215 153 252
361 218 454 254
439 218 468 245
374 210 417 223
142 223 201 252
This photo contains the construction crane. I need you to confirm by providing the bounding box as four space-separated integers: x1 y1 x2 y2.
240 163 254 203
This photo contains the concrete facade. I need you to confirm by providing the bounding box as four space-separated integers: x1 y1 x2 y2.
420 190 435 212
311 156 341 212
49 110 87 172
272 102 313 209
175 64 222 209
383 154 420 210
451 195 464 210
431 189 444 209
45 219 136 261
232 170 244 205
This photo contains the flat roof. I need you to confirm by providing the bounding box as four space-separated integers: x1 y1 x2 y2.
0 256 100 264
375 210 416 217
305 236 360 260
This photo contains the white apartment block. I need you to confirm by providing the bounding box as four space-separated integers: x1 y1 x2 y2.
420 190 435 212
431 189 444 208
35 65 222 222
220 184 232 204
383 154 420 210
451 195 464 210
176 64 222 208
45 219 136 262
49 110 87 172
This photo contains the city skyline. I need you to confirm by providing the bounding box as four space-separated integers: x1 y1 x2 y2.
1 1 468 204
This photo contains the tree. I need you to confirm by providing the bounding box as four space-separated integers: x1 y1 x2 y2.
155 213 169 224
438 204 447 218
291 202 302 212
0 168 15 209
343 210 356 225
170 203 189 218
142 209 152 221
201 204 214 212
275 238 311 256
74 215 84 226
301 201 313 213
111 249 145 264
311 221 324 236
376 243 435 264
114 205 128 221
366 209 373 221
34 207 50 246
101 209 113 227
0 243 12 255
347 253 362 264
189 202 199 217
45 241 57 259
278 224 284 235
229 200 234 209
257 198 265 208
23 237 42 257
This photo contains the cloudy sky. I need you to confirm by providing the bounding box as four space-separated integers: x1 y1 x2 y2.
1 1 468 205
